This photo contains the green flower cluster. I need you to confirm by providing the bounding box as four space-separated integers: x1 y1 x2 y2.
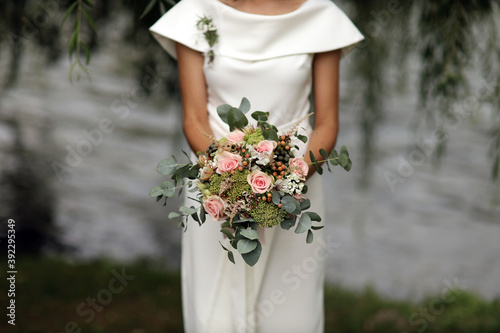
245 129 265 145
226 170 252 201
208 170 252 201
208 173 223 194
251 200 285 228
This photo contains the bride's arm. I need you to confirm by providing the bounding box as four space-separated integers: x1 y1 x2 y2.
306 49 341 178
176 42 214 154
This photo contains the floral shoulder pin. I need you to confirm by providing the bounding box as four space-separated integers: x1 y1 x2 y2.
196 16 219 64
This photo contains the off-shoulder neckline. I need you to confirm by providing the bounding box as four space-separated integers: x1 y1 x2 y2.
215 0 309 18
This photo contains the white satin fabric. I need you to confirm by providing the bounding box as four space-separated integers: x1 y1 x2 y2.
150 1 363 332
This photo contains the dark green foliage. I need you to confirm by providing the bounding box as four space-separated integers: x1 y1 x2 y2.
414 0 500 178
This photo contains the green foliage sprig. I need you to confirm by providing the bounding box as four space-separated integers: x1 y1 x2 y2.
62 0 97 81
196 16 219 63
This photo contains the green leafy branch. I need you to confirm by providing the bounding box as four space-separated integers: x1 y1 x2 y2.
219 221 262 266
216 97 279 140
140 0 178 19
62 0 97 81
309 145 353 175
274 193 324 244
149 152 201 228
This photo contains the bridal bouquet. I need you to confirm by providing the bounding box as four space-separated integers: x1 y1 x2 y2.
150 98 352 266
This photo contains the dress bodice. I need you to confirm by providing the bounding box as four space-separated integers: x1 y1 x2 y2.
150 0 364 147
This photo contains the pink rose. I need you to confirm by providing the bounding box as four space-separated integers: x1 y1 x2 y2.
217 151 242 174
203 196 228 221
226 130 245 144
256 140 277 154
247 170 273 194
289 157 309 180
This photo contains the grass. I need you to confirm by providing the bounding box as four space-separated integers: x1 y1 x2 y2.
1 257 499 332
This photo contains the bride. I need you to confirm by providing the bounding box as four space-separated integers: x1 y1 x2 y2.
150 0 363 331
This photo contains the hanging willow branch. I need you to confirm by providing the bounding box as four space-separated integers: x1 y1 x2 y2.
479 3 500 187
348 0 396 187
415 0 496 163
62 0 97 81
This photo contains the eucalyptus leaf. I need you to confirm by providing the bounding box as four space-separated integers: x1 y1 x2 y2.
240 229 260 240
280 217 296 230
302 212 321 222
295 214 312 234
157 157 178 175
237 239 258 254
227 251 235 264
320 149 332 172
309 151 323 175
217 104 232 124
340 145 349 157
173 164 191 180
188 164 201 179
149 186 162 198
239 97 251 114
344 158 352 171
281 195 301 215
232 216 255 224
311 226 324 230
179 205 198 215
160 181 176 197
272 191 281 205
168 212 180 218
300 198 311 210
297 134 308 143
241 241 262 267
304 211 321 222
306 230 314 244
319 148 329 160
227 107 248 131
191 211 199 224
262 128 279 142
302 185 308 194
200 204 206 224
181 149 192 162
221 229 235 239
251 111 269 122
339 154 349 168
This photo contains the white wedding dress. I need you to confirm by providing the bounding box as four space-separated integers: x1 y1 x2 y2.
150 1 363 332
